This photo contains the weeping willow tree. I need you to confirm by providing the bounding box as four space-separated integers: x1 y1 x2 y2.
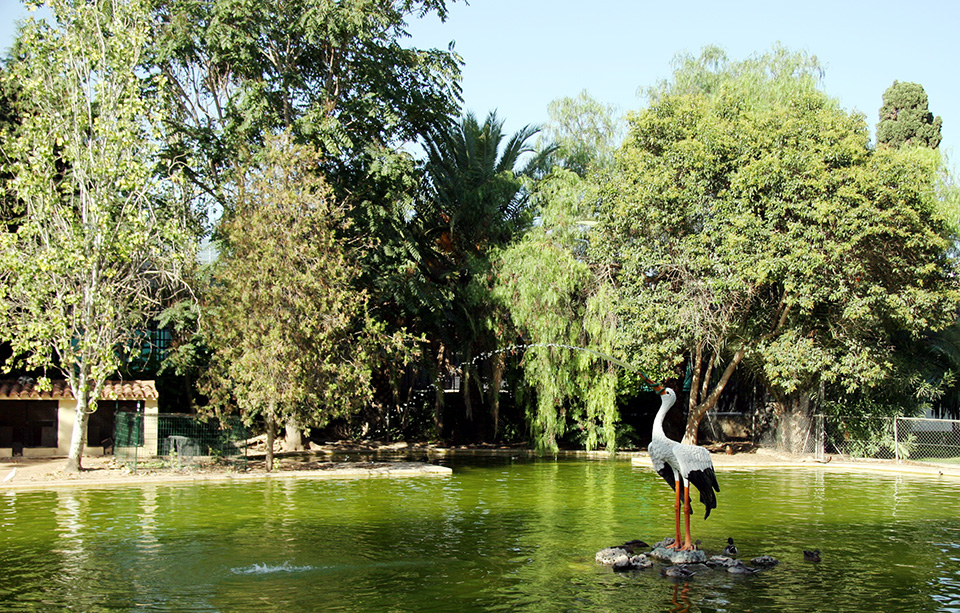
494 168 622 452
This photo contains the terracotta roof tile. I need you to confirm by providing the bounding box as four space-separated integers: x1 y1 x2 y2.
0 380 158 400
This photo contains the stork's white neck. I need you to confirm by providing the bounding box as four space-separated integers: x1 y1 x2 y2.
652 388 676 439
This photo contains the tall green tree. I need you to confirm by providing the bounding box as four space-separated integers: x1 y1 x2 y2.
203 133 412 469
0 0 195 471
409 111 545 436
494 92 625 452
154 0 463 424
538 90 624 176
153 0 462 232
494 167 622 452
877 81 942 149
596 47 960 448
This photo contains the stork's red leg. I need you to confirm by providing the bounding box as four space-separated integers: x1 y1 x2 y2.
667 477 682 549
680 485 694 550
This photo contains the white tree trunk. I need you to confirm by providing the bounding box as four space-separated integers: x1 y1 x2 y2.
775 392 813 454
284 420 303 451
65 396 91 472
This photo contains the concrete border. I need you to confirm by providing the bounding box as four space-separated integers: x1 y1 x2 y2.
0 461 451 491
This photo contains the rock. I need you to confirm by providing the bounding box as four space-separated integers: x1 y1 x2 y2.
726 561 758 574
595 547 629 566
706 555 737 568
649 546 707 565
613 554 652 572
751 555 779 567
662 565 695 579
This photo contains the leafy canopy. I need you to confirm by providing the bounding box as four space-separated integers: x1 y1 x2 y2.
596 46 960 438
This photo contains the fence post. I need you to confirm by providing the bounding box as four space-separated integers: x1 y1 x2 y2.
894 416 900 463
814 414 823 461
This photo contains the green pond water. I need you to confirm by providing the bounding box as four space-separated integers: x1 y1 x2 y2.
1 456 959 612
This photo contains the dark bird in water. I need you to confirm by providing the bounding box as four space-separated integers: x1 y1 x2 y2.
620 539 650 554
804 549 821 562
723 537 738 556
648 387 720 551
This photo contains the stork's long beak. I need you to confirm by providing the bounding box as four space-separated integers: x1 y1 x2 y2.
638 372 664 394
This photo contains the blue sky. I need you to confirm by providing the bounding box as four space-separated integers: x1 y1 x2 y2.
3 0 958 154
406 0 960 155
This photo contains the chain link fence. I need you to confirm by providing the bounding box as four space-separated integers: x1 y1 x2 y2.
814 414 960 464
114 412 248 472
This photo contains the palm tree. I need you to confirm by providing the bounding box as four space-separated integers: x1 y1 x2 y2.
410 111 550 438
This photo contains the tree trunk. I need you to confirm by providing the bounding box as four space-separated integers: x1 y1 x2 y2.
265 401 277 472
433 343 446 435
65 395 91 473
490 353 505 439
774 392 813 454
682 347 746 444
463 352 473 423
284 419 303 452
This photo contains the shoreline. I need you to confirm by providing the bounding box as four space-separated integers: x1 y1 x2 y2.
1 443 958 490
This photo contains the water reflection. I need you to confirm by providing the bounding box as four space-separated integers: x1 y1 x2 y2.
54 490 88 597
670 582 692 613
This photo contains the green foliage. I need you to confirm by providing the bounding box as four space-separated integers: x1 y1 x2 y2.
494 168 622 452
406 111 545 431
877 81 942 149
154 0 462 205
202 133 412 431
539 90 624 176
0 0 195 469
596 46 960 435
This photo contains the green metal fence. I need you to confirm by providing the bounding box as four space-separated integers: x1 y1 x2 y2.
114 412 247 472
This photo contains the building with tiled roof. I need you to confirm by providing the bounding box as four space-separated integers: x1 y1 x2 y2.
0 379 159 458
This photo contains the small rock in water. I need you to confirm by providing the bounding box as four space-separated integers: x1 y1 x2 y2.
726 561 758 575
613 554 652 572
803 549 822 562
595 547 629 566
662 565 695 579
751 555 779 568
649 546 707 565
653 537 676 549
706 555 737 568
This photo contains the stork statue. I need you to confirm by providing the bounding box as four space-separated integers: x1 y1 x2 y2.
647 386 719 551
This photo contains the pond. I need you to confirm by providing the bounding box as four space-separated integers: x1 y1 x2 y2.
1 456 959 612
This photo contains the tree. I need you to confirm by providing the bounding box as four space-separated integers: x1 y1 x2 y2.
538 90 624 176
153 0 463 428
877 81 942 149
0 0 194 471
494 167 622 452
493 92 627 452
202 133 411 470
153 0 462 230
408 111 545 437
595 47 960 448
